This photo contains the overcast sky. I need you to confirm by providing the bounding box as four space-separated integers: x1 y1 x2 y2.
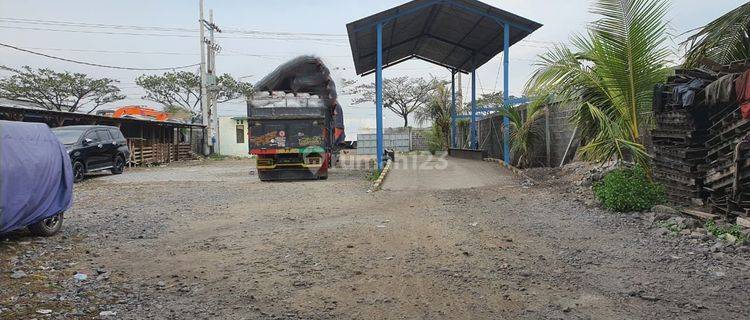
0 0 745 136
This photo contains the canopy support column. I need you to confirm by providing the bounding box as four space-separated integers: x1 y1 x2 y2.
376 22 384 170
502 23 511 165
450 70 456 148
470 57 477 149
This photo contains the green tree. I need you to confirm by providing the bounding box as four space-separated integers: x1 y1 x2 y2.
497 100 547 168
682 2 750 68
0 66 124 113
136 71 253 119
525 0 671 170
415 80 454 149
474 92 520 108
349 76 436 127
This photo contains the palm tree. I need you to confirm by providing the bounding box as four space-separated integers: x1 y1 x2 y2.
415 81 453 149
525 0 671 170
497 100 547 168
683 2 750 68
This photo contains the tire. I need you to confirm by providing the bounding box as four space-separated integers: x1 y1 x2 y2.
29 213 63 237
318 174 328 180
72 161 85 183
112 155 125 174
258 171 272 182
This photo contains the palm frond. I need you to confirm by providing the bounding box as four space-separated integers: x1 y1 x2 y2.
498 102 547 168
524 0 669 171
683 2 750 67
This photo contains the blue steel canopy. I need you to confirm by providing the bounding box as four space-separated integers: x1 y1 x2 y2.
346 0 541 169
346 0 542 75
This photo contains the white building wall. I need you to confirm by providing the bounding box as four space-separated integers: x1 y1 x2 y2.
218 117 250 157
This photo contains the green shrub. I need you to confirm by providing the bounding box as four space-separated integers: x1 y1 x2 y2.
425 125 446 155
593 165 665 212
705 220 748 244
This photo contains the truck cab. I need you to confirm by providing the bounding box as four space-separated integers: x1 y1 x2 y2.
248 92 331 181
247 56 345 182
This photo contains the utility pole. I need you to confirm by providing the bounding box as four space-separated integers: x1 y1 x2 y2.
198 0 209 155
198 0 221 155
208 9 221 154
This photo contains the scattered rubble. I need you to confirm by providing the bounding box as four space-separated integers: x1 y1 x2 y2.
524 162 750 254
2 160 748 319
9 270 27 279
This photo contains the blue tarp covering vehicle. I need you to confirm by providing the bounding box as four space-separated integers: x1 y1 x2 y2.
0 120 73 236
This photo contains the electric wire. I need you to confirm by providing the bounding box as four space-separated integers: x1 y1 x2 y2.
0 42 200 71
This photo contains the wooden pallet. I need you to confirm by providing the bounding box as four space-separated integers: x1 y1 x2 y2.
127 140 197 166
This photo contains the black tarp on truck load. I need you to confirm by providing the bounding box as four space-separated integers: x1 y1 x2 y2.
249 56 344 142
254 56 338 101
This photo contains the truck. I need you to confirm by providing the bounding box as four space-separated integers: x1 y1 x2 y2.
247 56 345 181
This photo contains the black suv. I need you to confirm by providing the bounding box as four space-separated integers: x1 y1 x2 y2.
52 125 130 182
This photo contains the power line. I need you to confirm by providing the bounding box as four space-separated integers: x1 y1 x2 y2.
21 47 199 56
0 17 195 33
9 46 354 61
0 19 558 47
0 42 200 71
0 17 349 38
0 24 349 42
0 17 559 44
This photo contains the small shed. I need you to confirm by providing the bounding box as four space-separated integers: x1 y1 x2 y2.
0 99 205 166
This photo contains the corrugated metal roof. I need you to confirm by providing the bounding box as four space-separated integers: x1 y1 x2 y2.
0 100 203 127
346 0 542 75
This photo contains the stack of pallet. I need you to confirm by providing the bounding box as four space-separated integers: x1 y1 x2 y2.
704 66 750 216
127 140 198 166
652 69 715 204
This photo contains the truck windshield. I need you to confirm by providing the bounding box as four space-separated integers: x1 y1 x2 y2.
52 128 86 145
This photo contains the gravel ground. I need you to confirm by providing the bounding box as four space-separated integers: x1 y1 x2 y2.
2 157 749 319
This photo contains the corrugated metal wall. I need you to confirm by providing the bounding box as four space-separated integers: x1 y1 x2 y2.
357 132 411 155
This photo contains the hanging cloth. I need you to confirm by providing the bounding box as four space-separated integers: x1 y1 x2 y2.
736 69 750 103
672 79 708 107
742 103 750 119
705 74 737 106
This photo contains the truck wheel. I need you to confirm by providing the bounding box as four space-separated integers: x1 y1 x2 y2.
29 213 64 237
112 155 125 174
73 161 85 183
258 171 272 182
318 174 329 180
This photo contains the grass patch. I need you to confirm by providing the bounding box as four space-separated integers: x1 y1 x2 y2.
705 220 747 244
366 168 383 182
593 165 665 212
656 220 681 233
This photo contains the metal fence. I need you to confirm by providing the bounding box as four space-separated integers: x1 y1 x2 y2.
357 132 410 155
356 128 430 155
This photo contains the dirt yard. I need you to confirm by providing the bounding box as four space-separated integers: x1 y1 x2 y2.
2 157 749 319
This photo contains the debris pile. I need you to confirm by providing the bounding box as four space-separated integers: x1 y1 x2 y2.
652 69 715 204
704 63 750 216
651 61 750 218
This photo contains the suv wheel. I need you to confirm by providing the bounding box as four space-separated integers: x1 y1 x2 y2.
112 155 125 174
73 161 85 183
29 213 64 237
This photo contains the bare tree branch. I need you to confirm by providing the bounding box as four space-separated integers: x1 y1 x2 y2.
346 76 436 127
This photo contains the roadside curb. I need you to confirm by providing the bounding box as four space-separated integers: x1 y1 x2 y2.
483 158 537 185
369 160 392 192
